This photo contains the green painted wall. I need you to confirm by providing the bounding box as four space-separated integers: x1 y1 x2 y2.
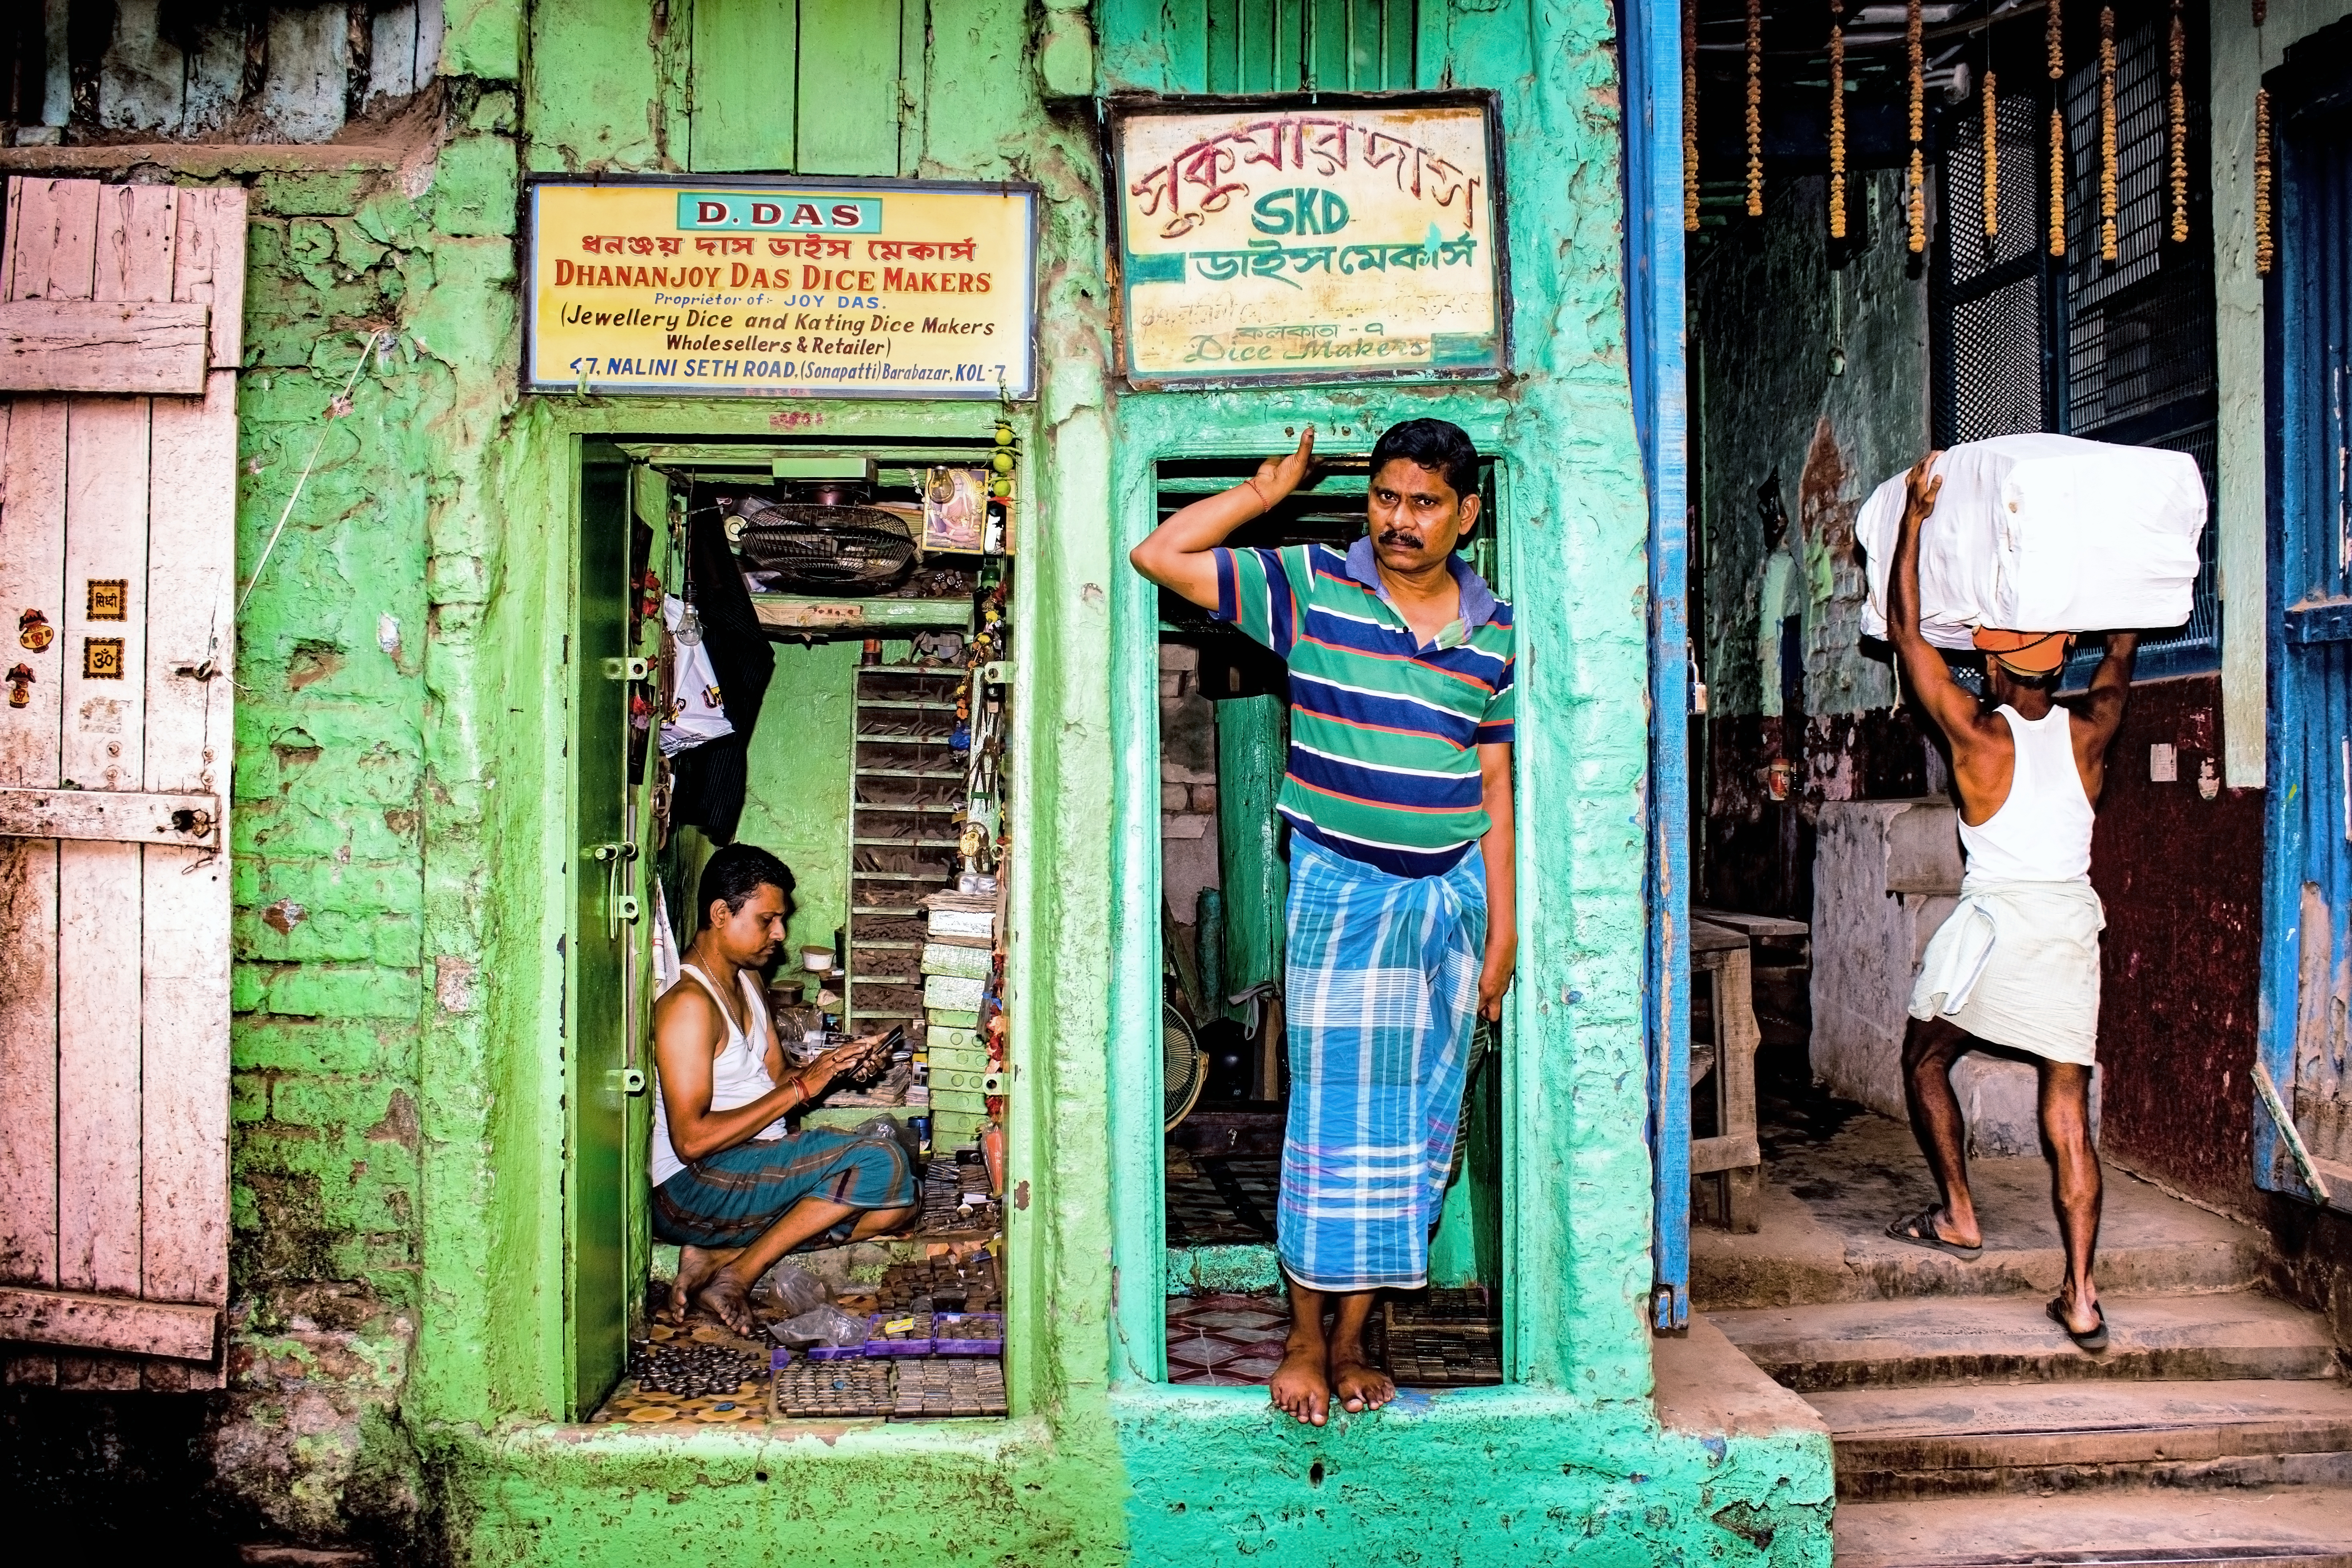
43 0 1836 1561
734 638 857 958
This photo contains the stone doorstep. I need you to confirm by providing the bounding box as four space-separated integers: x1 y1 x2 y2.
1830 1487 2352 1568
1692 1111 2266 1312
1810 1378 2352 1501
1711 1292 2340 1394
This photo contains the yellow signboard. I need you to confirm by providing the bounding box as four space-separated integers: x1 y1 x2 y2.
1112 98 1504 385
523 178 1037 398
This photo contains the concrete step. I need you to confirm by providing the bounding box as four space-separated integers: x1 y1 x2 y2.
1833 1487 2352 1567
1694 1113 2265 1310
1811 1379 2352 1500
1713 1292 2340 1393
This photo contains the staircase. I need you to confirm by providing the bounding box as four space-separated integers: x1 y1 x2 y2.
1697 1111 2352 1566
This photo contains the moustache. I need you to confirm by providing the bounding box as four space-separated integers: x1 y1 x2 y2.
1378 529 1425 550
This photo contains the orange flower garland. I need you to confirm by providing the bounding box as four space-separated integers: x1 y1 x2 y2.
1684 0 1701 232
1830 1 1848 239
1747 0 1764 218
2255 89 2275 277
1907 0 1926 253
2099 6 2118 262
1983 67 2000 240
2048 0 2066 258
2167 0 2188 242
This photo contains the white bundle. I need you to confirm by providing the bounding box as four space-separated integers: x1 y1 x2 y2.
1857 433 2205 650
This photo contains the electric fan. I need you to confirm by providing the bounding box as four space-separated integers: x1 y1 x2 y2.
1163 1001 1209 1132
728 489 915 593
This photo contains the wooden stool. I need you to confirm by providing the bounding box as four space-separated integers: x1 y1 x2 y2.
1690 919 1763 1232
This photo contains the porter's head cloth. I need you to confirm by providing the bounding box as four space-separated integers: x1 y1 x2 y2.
1972 627 2074 675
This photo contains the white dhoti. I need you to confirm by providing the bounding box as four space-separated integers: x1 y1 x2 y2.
1908 874 2106 1067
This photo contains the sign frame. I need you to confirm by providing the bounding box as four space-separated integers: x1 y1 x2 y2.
1105 90 1511 392
520 173 1042 401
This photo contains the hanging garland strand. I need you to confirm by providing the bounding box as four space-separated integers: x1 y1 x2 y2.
1983 66 2000 240
1830 0 1848 240
1684 0 1701 232
2255 88 2275 276
2099 6 2118 262
2048 0 2066 257
2167 0 2189 242
1907 0 1926 253
1747 0 1764 218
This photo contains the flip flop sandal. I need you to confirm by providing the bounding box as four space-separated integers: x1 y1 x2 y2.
1883 1206 1984 1260
2046 1297 2110 1352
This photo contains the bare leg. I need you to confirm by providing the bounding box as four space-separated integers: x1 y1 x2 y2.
690 1196 864 1333
1326 1290 1394 1412
1270 1276 1331 1425
2038 1060 2103 1334
1899 1016 1984 1248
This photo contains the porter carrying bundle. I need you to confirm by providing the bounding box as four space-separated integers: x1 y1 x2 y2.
1857 433 2206 650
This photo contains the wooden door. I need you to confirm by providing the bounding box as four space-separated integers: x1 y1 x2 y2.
0 178 245 1388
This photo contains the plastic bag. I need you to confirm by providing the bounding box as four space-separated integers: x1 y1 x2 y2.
770 1302 867 1349
759 1260 831 1318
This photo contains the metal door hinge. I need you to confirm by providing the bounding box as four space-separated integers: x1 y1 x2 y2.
603 656 650 682
612 1067 648 1095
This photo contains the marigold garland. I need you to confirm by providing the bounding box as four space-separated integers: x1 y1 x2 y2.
2099 7 2118 262
1983 68 2000 240
1684 0 1701 232
2254 0 2267 24
1830 1 1848 239
1747 0 1764 218
2168 0 2189 242
2255 88 2275 277
1907 0 1926 253
2048 0 2066 257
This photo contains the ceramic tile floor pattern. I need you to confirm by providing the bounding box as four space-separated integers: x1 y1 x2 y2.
1164 1153 1280 1246
1165 1290 1505 1388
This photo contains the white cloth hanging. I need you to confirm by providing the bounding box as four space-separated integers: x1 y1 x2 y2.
659 593 733 757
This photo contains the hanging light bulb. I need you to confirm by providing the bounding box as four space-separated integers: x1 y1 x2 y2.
1685 0 1702 233
1747 0 1764 219
1830 0 1848 240
1906 0 1926 254
675 601 703 647
2048 0 2066 258
2099 6 2118 262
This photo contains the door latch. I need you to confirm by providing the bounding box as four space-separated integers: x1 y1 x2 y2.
602 656 650 682
611 1067 648 1095
589 841 640 937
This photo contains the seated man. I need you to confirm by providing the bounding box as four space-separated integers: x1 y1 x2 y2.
653 843 917 1333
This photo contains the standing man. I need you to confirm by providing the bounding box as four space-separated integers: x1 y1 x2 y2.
1131 418 1517 1424
653 843 918 1334
1880 455 2137 1351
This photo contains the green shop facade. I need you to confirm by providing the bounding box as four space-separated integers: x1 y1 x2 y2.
0 2 1833 1562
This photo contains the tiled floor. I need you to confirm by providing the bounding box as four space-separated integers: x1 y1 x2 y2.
1164 1293 1292 1385
1164 1152 1280 1246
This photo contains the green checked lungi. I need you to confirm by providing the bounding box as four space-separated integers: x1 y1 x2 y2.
1277 835 1487 1292
651 1127 916 1250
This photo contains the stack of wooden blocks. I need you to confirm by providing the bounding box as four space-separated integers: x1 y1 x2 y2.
921 894 997 1149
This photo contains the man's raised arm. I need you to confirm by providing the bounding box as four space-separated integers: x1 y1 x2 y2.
1129 429 1316 610
1886 452 1985 746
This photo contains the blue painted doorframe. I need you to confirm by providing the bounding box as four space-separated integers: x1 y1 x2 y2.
1622 0 1693 1329
2259 29 2352 1210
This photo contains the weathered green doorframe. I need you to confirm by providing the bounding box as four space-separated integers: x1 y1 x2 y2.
1105 405 1524 1383
565 443 641 1415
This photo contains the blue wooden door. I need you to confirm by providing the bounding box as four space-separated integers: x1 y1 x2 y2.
2259 38 2352 1208
1625 0 1693 1328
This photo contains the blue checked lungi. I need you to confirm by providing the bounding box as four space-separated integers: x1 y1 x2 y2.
651 1127 916 1250
1277 835 1487 1292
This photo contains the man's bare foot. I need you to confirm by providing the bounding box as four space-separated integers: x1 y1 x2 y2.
1269 1336 1331 1426
666 1245 735 1324
1329 1344 1395 1414
693 1269 757 1336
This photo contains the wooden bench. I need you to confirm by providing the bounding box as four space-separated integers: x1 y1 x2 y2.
1690 918 1764 1232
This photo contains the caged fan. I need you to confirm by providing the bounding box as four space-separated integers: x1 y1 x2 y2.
725 480 915 593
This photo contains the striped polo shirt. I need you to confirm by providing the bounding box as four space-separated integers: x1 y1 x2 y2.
1212 537 1515 878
